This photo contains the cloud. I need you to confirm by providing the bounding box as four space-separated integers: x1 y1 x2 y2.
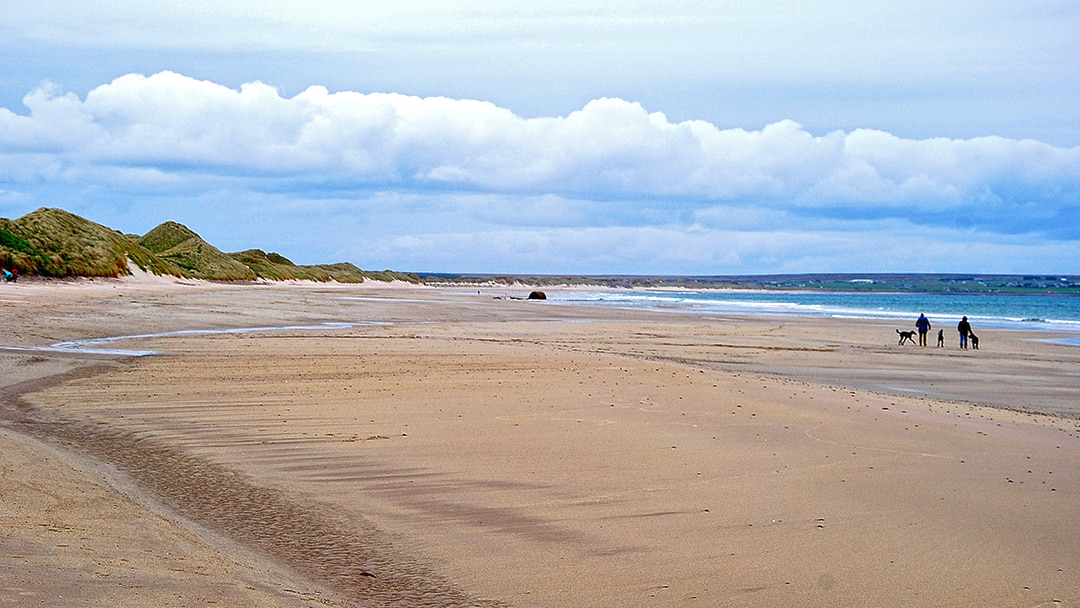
342 222 1080 276
4 72 1078 214
4 2 1076 150
1 71 1079 274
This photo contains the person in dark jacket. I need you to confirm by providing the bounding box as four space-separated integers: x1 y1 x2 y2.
915 313 932 346
957 316 972 349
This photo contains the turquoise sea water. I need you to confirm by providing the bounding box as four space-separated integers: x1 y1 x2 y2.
552 289 1080 342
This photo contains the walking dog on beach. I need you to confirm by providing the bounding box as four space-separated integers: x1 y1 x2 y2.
896 329 918 345
969 332 979 349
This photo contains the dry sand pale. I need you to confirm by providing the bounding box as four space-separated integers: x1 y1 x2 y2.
2 279 1079 607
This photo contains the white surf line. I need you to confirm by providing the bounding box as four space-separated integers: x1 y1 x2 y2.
1 322 363 357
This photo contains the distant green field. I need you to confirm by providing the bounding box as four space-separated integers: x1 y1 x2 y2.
419 273 1080 295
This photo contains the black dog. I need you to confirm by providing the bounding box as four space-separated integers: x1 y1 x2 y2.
896 329 917 345
936 329 944 347
969 332 979 350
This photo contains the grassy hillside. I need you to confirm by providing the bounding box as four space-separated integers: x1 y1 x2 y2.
0 208 183 278
228 250 418 283
139 222 257 281
314 262 420 284
0 207 419 283
229 249 334 281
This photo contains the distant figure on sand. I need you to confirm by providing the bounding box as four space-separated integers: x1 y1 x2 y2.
936 329 944 347
3 269 16 282
915 313 931 346
957 316 972 349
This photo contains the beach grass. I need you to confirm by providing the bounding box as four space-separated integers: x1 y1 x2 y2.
139 221 258 281
0 207 422 283
0 208 183 278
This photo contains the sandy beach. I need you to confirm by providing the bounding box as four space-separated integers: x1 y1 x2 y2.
2 278 1079 607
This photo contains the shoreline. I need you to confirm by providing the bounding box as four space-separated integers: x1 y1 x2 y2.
3 280 1080 606
544 288 1080 334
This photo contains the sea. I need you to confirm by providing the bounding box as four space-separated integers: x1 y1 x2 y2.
548 289 1080 344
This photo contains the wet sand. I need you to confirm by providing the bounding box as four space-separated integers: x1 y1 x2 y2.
2 278 1080 607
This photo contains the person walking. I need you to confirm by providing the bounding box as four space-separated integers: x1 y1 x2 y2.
915 313 932 346
957 316 972 349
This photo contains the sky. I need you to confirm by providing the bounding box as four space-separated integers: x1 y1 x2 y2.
1 2 1079 275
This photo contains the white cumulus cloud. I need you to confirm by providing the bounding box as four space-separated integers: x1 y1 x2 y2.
3 71 1077 218
2 71 1080 274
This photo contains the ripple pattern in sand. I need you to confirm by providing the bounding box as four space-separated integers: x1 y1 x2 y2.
14 412 504 608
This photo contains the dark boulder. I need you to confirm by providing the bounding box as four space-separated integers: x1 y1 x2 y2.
527 291 547 300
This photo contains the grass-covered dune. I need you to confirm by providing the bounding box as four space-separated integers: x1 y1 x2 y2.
139 221 258 281
0 207 418 283
0 208 183 278
228 249 409 283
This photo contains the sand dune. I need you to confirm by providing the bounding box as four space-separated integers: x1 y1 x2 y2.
2 280 1079 607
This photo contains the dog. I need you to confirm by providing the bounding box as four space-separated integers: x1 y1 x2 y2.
936 329 944 347
896 329 917 345
969 332 979 350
